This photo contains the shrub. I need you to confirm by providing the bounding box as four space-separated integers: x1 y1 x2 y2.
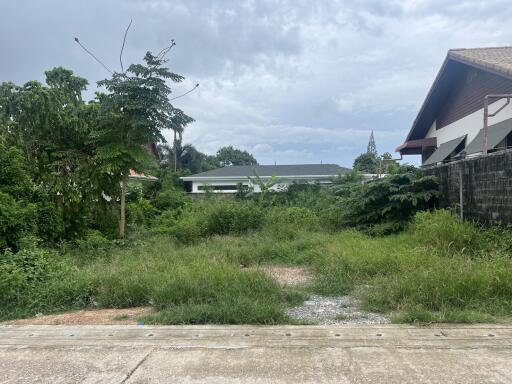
411 209 481 255
266 207 320 239
76 230 113 253
168 200 264 243
88 201 119 238
0 248 67 307
153 189 188 211
206 201 265 235
151 209 181 234
171 210 208 244
0 192 38 251
127 198 158 227
332 167 439 235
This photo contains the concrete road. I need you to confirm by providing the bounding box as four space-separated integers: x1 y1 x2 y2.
1 324 511 383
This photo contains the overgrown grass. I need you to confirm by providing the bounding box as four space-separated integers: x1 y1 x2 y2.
2 207 512 324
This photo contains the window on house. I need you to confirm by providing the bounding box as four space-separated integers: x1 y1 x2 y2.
198 185 237 191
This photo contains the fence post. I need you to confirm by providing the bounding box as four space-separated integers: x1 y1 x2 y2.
459 167 464 221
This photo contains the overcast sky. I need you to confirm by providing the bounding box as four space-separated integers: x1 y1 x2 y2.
2 1 512 167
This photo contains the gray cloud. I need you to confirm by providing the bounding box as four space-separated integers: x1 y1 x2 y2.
2 0 512 167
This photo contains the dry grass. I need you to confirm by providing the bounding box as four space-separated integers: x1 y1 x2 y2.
3 307 154 325
260 266 313 286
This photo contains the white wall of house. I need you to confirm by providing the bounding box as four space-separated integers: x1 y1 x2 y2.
426 100 512 147
187 174 381 194
188 177 334 194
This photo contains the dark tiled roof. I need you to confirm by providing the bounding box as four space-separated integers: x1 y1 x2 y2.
449 47 512 78
184 164 350 178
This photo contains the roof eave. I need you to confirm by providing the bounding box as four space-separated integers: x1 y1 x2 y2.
404 55 451 143
180 174 343 181
403 51 512 146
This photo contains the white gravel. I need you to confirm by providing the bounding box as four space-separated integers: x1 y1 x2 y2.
287 294 390 325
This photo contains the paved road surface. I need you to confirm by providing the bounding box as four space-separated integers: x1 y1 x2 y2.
1 324 511 383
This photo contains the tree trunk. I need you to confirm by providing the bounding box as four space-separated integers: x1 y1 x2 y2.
119 173 128 239
173 130 177 172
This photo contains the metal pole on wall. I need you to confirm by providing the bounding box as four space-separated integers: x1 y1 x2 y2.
483 94 512 156
459 167 464 221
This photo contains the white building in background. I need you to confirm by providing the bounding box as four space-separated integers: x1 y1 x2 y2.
180 164 352 194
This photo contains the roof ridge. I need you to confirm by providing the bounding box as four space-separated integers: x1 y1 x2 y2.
449 46 512 53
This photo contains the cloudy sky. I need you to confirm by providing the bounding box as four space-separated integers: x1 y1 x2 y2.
2 1 512 167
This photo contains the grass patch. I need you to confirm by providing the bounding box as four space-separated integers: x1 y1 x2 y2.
2 209 512 324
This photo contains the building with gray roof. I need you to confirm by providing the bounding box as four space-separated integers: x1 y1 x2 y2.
180 164 350 194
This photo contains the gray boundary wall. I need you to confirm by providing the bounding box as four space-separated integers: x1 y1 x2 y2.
422 149 512 224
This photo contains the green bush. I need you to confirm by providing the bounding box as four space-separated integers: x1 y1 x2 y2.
0 248 67 309
0 143 64 249
151 209 181 234
127 198 158 227
88 202 119 238
206 201 265 235
76 230 113 253
331 167 439 235
411 210 481 255
266 207 320 239
153 189 188 211
0 192 38 251
170 200 264 243
171 210 208 244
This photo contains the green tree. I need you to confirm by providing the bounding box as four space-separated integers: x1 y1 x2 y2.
158 142 219 174
169 108 194 172
0 68 107 237
380 152 399 174
247 172 280 206
0 142 62 250
337 166 439 234
353 152 379 173
93 51 192 238
216 146 258 166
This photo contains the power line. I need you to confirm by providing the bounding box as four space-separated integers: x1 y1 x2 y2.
74 37 113 74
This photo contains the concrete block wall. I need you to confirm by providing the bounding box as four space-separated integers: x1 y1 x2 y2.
423 149 512 223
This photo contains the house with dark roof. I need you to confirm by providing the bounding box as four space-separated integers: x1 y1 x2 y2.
397 46 512 166
180 164 351 194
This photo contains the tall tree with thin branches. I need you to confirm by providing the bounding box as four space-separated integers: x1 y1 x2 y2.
93 51 192 238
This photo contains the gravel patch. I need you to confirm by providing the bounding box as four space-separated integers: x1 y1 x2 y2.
287 294 390 325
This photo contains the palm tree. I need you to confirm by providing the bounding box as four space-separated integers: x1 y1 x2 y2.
168 108 194 172
158 142 218 173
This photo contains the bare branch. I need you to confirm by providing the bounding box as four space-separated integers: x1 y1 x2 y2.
74 37 113 74
156 40 176 60
170 83 199 101
119 19 133 73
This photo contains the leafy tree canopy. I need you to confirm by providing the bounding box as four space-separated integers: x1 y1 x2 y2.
216 145 258 166
353 152 379 173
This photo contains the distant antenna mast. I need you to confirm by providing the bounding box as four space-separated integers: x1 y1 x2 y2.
367 130 377 155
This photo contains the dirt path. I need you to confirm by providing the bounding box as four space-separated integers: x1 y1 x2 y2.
260 266 390 325
3 307 154 325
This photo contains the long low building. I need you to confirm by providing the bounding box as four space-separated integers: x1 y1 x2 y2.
180 164 351 194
